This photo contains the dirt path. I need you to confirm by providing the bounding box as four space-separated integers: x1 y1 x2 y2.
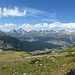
3 54 63 63
18 54 63 62
25 54 62 59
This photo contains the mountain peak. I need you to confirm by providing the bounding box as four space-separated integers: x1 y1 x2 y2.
10 29 17 33
58 29 71 34
17 28 26 34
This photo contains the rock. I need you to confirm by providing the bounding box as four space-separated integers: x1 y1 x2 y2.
66 69 75 75
23 73 27 75
47 56 49 58
50 57 56 61
40 64 42 66
35 61 39 64
62 64 66 67
0 67 2 70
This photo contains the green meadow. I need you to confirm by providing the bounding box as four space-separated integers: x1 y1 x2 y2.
0 47 75 75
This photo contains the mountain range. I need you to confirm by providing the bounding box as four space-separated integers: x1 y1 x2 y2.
0 29 75 52
6 29 75 47
0 30 61 52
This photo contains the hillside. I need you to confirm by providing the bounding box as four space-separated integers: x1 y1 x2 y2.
0 31 22 50
0 47 75 75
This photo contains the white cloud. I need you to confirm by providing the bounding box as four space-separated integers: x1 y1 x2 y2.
0 7 56 18
1 22 75 32
0 7 26 17
19 22 75 31
0 23 16 31
42 18 58 22
51 22 75 30
19 23 57 31
0 7 57 22
26 7 57 18
59 22 75 29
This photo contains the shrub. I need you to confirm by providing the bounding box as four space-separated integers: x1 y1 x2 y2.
29 59 41 64
65 53 75 57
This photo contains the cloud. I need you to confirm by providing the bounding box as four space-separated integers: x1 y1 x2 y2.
0 7 56 18
1 22 75 32
19 24 33 31
51 22 75 30
0 7 57 22
26 7 57 18
19 22 75 31
0 7 26 17
25 7 57 22
19 22 58 31
42 18 58 22
0 23 16 31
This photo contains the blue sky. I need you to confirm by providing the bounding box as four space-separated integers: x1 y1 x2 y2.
0 0 75 31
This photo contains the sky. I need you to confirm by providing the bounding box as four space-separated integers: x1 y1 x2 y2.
0 0 75 31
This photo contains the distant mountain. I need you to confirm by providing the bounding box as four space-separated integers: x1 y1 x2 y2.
17 28 27 34
58 29 72 34
5 29 75 50
0 31 61 52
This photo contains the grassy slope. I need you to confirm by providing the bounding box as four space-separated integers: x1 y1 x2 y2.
0 51 31 61
0 48 75 75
